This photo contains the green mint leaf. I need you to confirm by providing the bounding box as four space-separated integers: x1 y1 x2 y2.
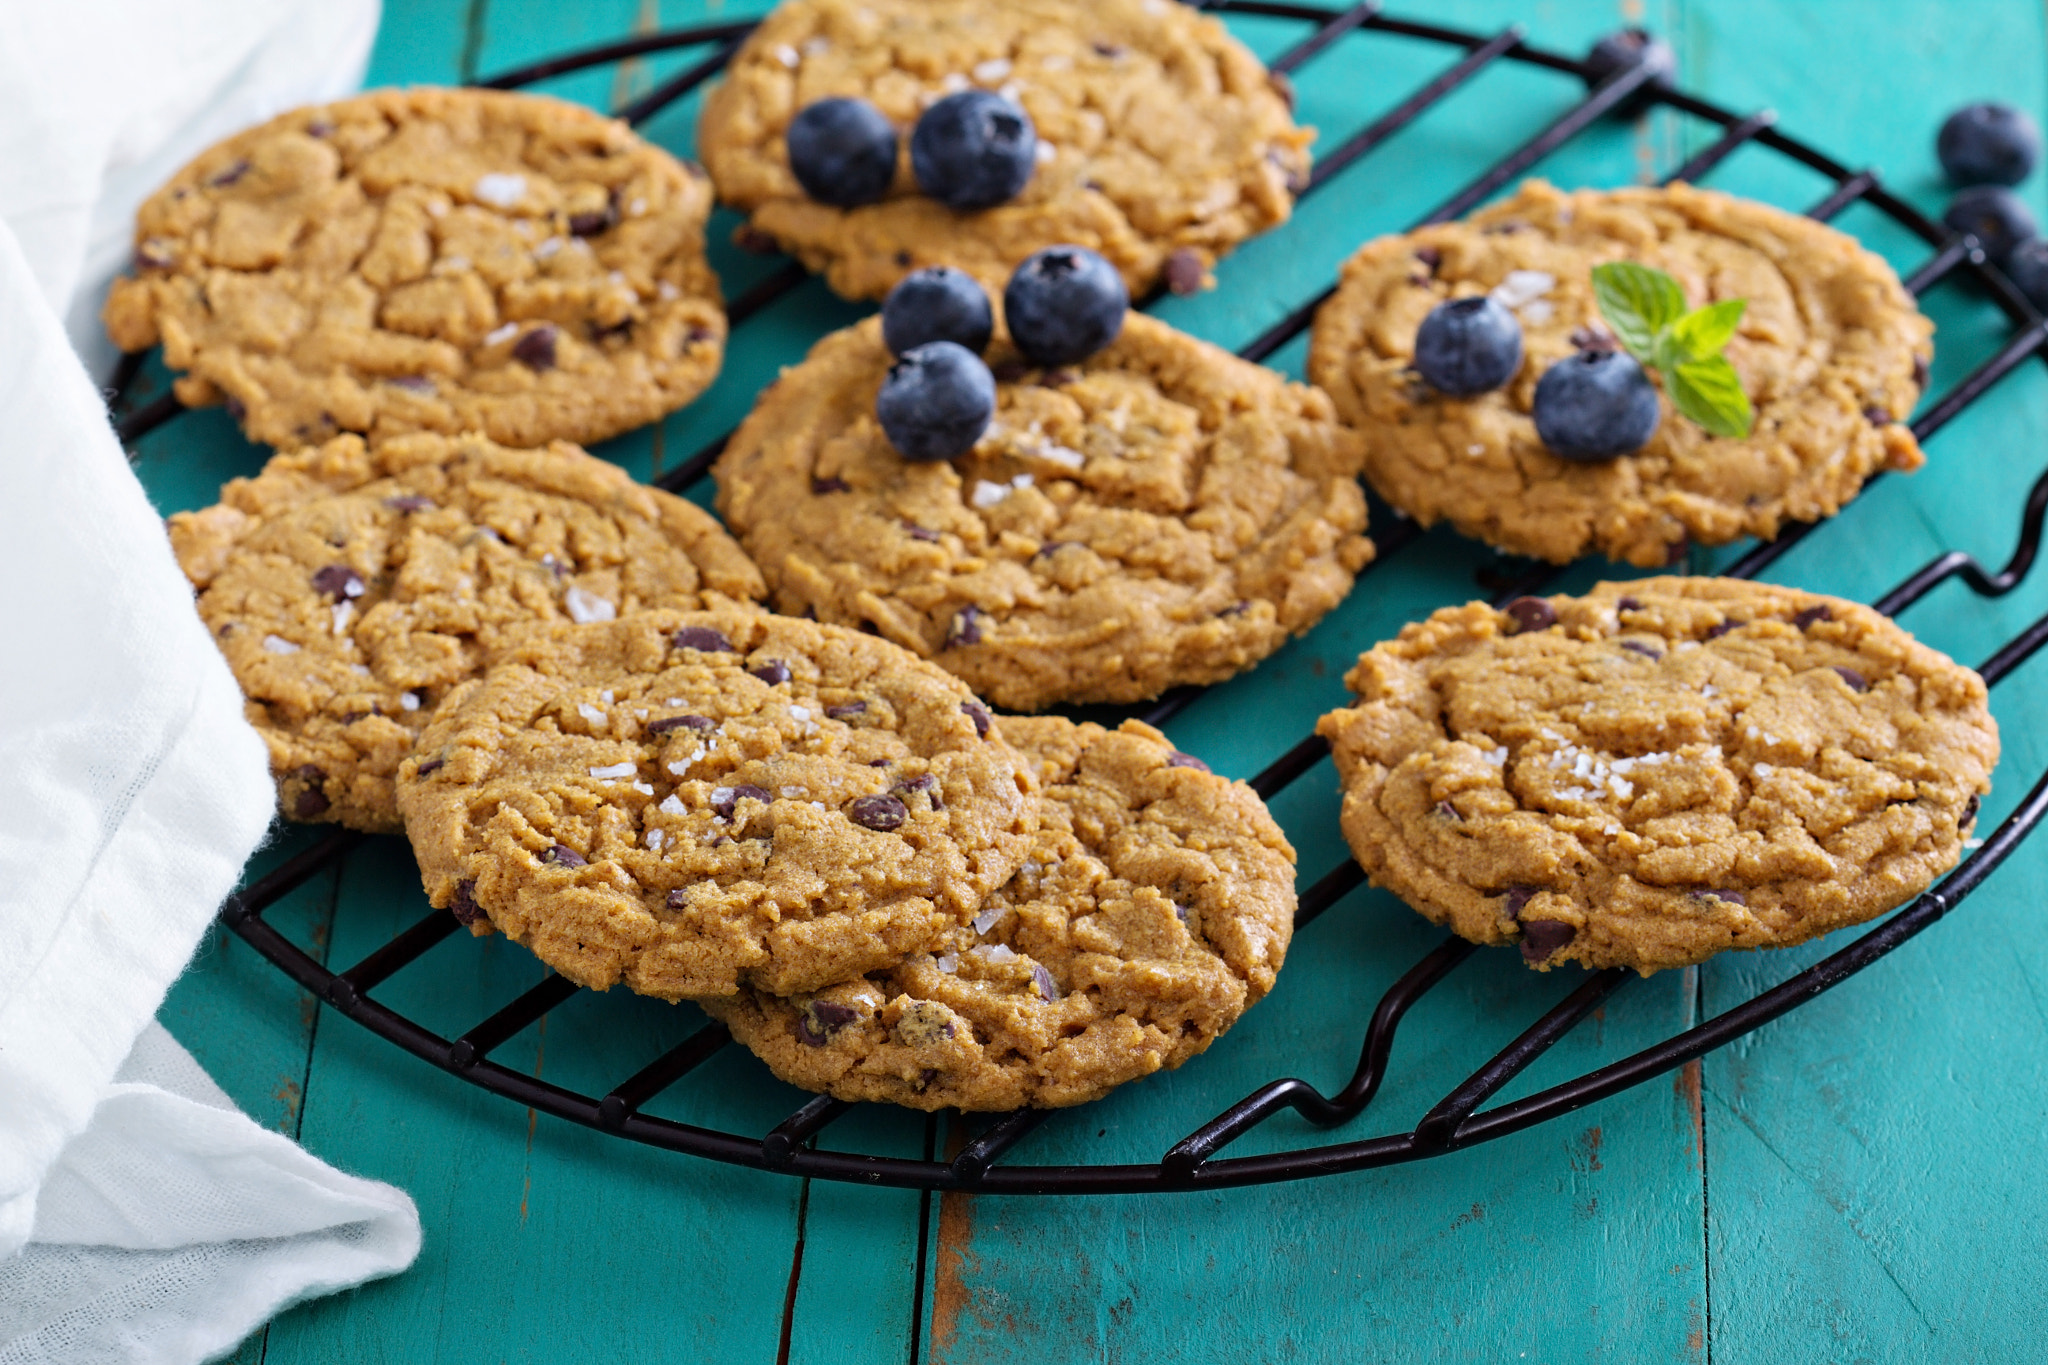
1666 299 1747 364
1666 355 1754 439
1591 261 1687 362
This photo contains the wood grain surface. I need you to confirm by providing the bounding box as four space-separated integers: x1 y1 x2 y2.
130 1 2048 1360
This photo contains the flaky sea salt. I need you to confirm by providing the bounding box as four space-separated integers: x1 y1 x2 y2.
262 634 299 654
535 236 564 259
660 795 686 816
331 602 353 635
632 782 655 796
564 585 615 624
970 479 1011 509
1034 443 1085 469
590 761 637 780
973 58 1012 82
484 322 519 346
473 173 526 207
972 944 1020 964
1491 269 1555 308
646 828 665 850
971 905 1008 934
400 692 421 712
1034 141 1056 164
935 952 959 973
789 705 811 722
577 702 607 725
774 43 800 67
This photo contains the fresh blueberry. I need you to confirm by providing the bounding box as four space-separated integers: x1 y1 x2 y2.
1944 184 2038 263
1938 102 2041 187
911 90 1037 210
2005 237 2048 310
1003 245 1127 367
1532 350 1661 461
787 97 898 207
1413 296 1523 396
875 341 996 461
1582 29 1675 119
881 266 994 356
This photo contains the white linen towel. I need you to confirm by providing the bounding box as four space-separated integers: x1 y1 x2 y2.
0 1 424 1360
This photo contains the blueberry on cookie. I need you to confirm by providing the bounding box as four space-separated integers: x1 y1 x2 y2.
1003 245 1127 368
787 96 899 206
910 90 1038 210
881 266 994 356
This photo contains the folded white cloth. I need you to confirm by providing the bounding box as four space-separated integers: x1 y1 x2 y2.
0 1 423 1360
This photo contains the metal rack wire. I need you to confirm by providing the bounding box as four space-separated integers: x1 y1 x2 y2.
128 2 2048 1193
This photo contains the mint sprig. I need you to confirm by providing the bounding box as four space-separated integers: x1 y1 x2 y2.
1590 262 1753 439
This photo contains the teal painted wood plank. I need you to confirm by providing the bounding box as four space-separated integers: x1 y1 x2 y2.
366 0 483 85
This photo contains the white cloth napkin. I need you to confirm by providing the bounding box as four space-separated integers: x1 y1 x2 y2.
0 1 423 1360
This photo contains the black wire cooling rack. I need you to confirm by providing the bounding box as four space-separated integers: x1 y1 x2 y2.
122 2 2048 1195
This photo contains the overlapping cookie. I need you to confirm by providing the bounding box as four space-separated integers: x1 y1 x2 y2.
105 88 727 450
398 610 1037 999
1316 578 1998 974
697 0 1310 301
1308 180 1935 566
171 431 763 831
706 716 1296 1110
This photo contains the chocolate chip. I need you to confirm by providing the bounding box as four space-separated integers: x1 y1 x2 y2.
1616 596 1642 611
672 626 736 653
1665 538 1690 568
665 888 689 910
1791 605 1833 630
288 765 328 819
1503 596 1556 634
389 375 437 394
735 225 779 255
1434 800 1461 820
1038 367 1079 387
589 317 634 344
449 879 485 925
1569 324 1620 353
849 794 907 831
797 1000 860 1046
567 204 617 237
306 119 335 138
1482 220 1524 236
713 784 770 820
961 701 991 737
310 564 364 601
1167 752 1211 773
511 324 558 371
1032 963 1061 1001
339 711 370 726
208 159 251 188
825 701 868 720
991 358 1030 383
135 239 175 271
894 773 941 809
1091 40 1126 57
647 714 715 734
749 659 791 685
384 494 435 512
1519 919 1576 963
1863 404 1892 426
1831 665 1868 692
1413 246 1442 273
541 843 587 868
1218 600 1252 618
1174 902 1189 922
1621 640 1662 660
1034 541 1076 559
1913 354 1930 389
1502 886 1534 920
683 324 716 350
224 396 247 422
415 757 444 778
1964 794 1981 824
812 476 850 494
947 605 983 648
906 524 940 542
1706 889 1746 906
1165 248 1205 296
1705 619 1742 639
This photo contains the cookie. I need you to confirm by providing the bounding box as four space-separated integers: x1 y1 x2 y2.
171 431 764 832
104 88 726 450
696 0 1310 301
1307 180 1934 567
1315 578 1998 975
705 716 1295 1110
397 609 1037 999
714 313 1373 710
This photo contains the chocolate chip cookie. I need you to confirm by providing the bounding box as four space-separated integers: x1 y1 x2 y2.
104 88 726 450
1316 578 1998 974
714 313 1373 711
705 716 1295 1109
1308 180 1934 567
171 431 764 832
696 0 1310 301
398 609 1037 999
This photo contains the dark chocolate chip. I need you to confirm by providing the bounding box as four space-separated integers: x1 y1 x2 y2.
310 564 364 601
825 701 868 720
288 764 327 819
1091 40 1126 57
384 493 435 512
1617 595 1642 611
1482 220 1524 236
1861 404 1892 426
1620 640 1662 660
672 626 736 653
135 239 174 271
735 225 780 254
1706 889 1746 906
797 1000 860 1046
449 879 485 925
1034 541 1076 559
224 395 247 422
1964 794 1981 824
1502 886 1535 920
683 324 716 350
389 374 437 394
906 524 940 542
339 711 370 726
665 888 689 910
849 794 907 831
1519 919 1577 963
991 358 1029 384
647 713 715 734
961 701 991 737
1569 323 1621 353
749 659 791 685
1167 752 1211 773
208 159 251 188
1831 665 1868 692
1039 367 1079 387
713 784 771 820
1503 596 1557 634
1413 246 1442 273
1032 963 1061 1001
415 757 444 778
1174 902 1189 922
1792 605 1833 629
1165 248 1205 296
894 250 913 267
947 605 983 648
589 317 634 344
511 324 559 371
1218 600 1251 618
812 476 851 494
567 204 617 237
1913 354 1930 389
306 119 335 138
541 843 587 868
1705 619 1742 639
1665 538 1690 568
1434 800 1461 820
1267 70 1296 110
894 773 941 809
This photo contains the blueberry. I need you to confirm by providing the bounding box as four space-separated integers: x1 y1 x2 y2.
881 266 994 356
787 97 898 207
911 90 1037 210
1938 102 2041 187
1003 245 1127 367
1413 296 1523 396
876 341 996 461
1532 350 1661 461
2006 237 2048 310
1944 184 2037 264
1582 29 1675 119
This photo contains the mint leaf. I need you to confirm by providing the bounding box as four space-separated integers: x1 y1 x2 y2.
1591 261 1687 362
1666 299 1746 363
1666 355 1754 439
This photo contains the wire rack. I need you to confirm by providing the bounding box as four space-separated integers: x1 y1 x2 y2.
121 1 2048 1195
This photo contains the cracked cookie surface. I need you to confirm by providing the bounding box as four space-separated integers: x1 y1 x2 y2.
1316 577 1997 974
398 609 1037 999
696 0 1310 301
705 716 1295 1110
1307 181 1934 567
104 88 725 450
714 313 1372 711
171 431 764 832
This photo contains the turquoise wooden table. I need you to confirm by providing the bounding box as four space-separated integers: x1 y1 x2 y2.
131 1 2048 1359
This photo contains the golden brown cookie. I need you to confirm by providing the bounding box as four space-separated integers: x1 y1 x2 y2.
696 0 1309 301
104 88 726 450
1316 578 1998 974
714 313 1372 711
705 716 1295 1109
171 431 764 832
397 609 1037 1000
1307 180 1934 567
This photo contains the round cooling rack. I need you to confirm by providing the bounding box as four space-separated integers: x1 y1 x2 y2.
124 1 2048 1195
